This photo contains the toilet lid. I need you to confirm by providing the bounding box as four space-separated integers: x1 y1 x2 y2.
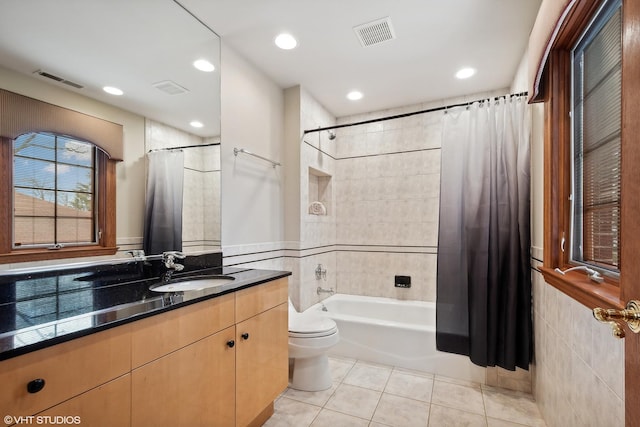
289 313 338 338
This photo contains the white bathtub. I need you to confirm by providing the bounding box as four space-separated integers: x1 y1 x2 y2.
309 294 485 383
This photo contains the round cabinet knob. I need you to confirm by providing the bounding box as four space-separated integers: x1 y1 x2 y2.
27 378 46 394
226 340 235 348
241 332 249 340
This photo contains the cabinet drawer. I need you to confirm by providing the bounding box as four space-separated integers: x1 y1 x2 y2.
0 325 131 417
235 278 288 323
131 293 235 368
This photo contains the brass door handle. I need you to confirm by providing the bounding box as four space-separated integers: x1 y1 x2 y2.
593 300 640 339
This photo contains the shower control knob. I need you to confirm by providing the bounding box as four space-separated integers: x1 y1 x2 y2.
241 332 249 340
226 340 235 348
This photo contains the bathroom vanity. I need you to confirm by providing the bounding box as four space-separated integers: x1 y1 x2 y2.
0 260 290 427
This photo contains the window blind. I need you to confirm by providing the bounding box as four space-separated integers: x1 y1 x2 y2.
572 0 621 270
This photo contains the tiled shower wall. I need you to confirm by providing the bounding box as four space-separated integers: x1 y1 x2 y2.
291 90 506 307
295 89 338 310
333 111 441 302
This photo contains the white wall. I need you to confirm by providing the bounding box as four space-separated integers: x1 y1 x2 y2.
220 43 285 249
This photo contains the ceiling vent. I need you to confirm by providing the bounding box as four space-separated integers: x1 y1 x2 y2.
33 70 83 89
353 17 396 47
152 80 189 95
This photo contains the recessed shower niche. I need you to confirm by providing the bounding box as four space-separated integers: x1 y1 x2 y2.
308 167 332 216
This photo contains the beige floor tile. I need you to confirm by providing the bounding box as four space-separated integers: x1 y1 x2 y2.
486 417 531 427
384 370 434 402
328 356 356 382
324 383 382 420
343 361 393 391
483 388 546 427
435 374 482 389
263 397 321 427
284 383 338 407
269 358 548 427
431 380 485 415
372 393 429 427
392 366 435 379
309 408 369 427
428 404 487 427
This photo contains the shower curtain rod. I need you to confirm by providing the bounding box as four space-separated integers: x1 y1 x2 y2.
147 142 220 153
304 91 528 135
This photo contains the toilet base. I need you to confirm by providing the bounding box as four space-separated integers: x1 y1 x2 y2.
290 354 332 391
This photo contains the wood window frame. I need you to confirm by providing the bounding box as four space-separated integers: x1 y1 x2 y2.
0 141 118 265
539 0 631 310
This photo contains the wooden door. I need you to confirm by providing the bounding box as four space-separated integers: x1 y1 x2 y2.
621 1 640 424
235 303 288 427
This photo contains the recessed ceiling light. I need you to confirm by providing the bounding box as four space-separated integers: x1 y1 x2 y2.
103 86 123 96
190 120 204 128
193 59 215 72
347 90 363 101
275 33 297 50
455 67 476 79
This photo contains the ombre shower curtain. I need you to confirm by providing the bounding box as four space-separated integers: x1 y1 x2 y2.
436 96 532 370
143 150 184 254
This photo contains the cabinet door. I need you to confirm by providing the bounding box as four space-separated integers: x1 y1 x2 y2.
131 326 236 427
38 374 131 427
235 303 288 427
0 326 131 417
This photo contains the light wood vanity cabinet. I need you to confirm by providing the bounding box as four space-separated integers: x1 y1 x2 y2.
131 327 236 427
0 277 288 427
38 374 131 427
0 326 131 424
130 292 237 427
235 279 289 427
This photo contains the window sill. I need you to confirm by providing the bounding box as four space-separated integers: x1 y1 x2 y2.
0 246 118 264
539 266 623 310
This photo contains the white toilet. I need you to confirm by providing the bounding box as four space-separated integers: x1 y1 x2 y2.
288 298 339 391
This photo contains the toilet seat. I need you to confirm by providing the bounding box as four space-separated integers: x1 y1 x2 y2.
289 313 337 338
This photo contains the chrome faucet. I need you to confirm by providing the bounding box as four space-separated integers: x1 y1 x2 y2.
127 249 146 261
162 251 186 271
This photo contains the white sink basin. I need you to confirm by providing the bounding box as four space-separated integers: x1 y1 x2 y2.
150 275 235 292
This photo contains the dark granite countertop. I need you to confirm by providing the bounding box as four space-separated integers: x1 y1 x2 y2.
0 258 291 361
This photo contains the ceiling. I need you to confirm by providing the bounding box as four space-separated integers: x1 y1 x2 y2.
181 0 542 117
0 0 221 137
0 0 541 133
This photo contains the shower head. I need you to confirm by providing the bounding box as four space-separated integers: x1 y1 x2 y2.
327 130 336 140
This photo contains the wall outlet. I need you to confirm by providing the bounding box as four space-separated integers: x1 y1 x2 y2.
394 275 411 288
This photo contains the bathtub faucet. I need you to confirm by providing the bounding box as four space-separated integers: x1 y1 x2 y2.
317 286 335 296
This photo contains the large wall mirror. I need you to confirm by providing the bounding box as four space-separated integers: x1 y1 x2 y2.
0 0 221 257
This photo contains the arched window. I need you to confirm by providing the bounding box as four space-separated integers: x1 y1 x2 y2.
13 132 99 248
0 89 122 263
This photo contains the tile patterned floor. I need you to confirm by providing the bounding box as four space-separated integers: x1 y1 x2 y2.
264 357 547 427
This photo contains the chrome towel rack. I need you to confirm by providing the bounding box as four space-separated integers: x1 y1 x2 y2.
233 147 281 168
